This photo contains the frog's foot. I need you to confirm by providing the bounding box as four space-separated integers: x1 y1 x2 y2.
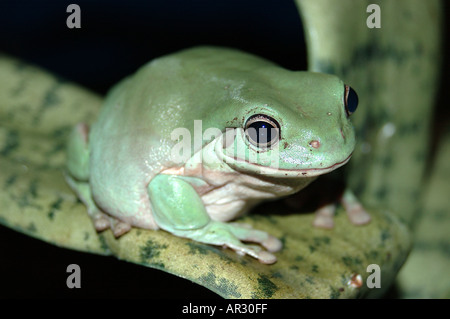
186 221 281 264
92 213 132 237
92 212 110 231
312 190 370 228
228 222 283 253
312 203 336 229
341 189 371 225
65 173 132 236
89 212 132 237
110 219 132 237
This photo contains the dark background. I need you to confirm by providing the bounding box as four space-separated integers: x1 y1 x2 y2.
0 0 307 95
0 0 448 299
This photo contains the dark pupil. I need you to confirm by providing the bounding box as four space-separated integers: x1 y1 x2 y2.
248 121 275 144
347 87 358 114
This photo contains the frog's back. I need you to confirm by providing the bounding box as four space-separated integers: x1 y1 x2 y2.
90 46 282 177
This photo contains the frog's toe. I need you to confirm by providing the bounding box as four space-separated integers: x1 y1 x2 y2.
195 222 279 263
228 222 282 252
347 206 371 225
313 214 334 229
262 235 282 253
312 203 336 229
341 189 371 226
257 251 278 264
93 214 110 231
112 221 132 237
225 241 277 264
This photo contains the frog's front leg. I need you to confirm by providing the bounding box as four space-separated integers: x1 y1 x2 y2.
147 174 282 264
313 189 371 229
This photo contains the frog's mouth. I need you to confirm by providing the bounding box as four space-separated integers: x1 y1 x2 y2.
220 152 353 178
214 134 351 178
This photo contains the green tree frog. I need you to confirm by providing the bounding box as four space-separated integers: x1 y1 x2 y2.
66 46 369 264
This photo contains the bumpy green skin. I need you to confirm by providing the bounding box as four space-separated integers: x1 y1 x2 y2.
66 46 357 264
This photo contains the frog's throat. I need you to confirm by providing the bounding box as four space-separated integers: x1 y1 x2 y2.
214 134 352 178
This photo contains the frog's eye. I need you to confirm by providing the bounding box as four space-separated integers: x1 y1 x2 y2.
344 85 358 116
244 114 280 148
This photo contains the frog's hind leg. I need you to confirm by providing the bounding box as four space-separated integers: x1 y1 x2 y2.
66 123 131 236
66 123 90 182
65 171 133 236
65 173 109 231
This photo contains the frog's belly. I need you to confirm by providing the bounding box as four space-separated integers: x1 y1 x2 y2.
200 183 283 222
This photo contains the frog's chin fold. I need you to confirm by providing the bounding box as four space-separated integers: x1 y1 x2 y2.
220 153 353 178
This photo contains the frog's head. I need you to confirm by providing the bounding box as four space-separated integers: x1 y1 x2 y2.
214 71 358 178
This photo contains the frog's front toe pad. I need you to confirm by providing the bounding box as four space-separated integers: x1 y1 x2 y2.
228 222 282 253
226 243 278 264
188 221 282 264
225 223 282 264
223 224 281 264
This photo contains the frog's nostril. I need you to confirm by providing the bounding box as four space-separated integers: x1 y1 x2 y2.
309 140 320 149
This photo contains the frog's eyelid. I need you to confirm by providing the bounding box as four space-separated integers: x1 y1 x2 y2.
245 114 279 129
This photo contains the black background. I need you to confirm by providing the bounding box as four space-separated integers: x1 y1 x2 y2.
0 0 448 299
0 0 307 94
